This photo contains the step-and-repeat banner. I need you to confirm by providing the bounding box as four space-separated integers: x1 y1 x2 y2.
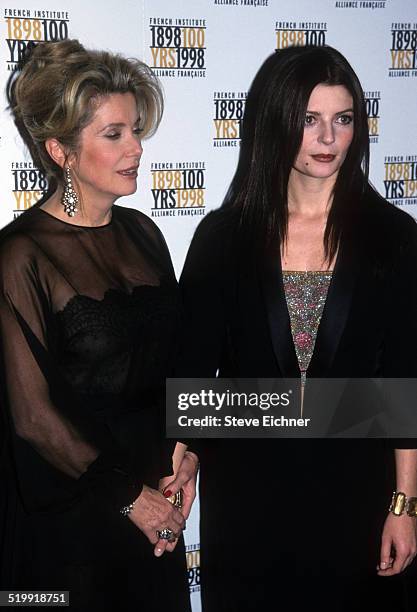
0 1 416 609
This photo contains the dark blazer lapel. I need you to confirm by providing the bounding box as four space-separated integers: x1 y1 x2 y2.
259 255 300 378
308 233 358 377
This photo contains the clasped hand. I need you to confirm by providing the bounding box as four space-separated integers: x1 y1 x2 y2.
127 484 185 547
128 451 199 557
156 451 199 556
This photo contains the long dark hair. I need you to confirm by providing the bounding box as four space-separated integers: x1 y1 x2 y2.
222 45 370 261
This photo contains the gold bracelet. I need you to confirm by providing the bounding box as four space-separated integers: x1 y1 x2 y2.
407 497 417 517
389 491 417 517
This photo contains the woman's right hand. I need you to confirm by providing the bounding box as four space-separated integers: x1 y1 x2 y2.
128 484 185 550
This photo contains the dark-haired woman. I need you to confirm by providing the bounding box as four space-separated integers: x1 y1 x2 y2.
180 46 417 611
0 40 197 611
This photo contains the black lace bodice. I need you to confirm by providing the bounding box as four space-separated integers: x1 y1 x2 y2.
53 284 180 396
0 204 180 512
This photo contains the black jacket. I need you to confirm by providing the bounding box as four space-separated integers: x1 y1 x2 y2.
178 190 417 607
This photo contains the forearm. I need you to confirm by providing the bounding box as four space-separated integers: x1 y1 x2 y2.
395 449 417 496
171 443 199 475
172 442 187 474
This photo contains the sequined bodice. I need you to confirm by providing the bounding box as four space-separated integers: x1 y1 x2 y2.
282 271 332 383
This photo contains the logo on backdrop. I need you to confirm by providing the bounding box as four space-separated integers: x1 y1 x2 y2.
186 544 200 594
213 91 247 148
364 91 381 144
384 156 417 207
275 21 327 50
10 161 47 219
213 0 268 7
149 17 206 78
389 23 417 77
4 7 69 71
150 161 206 218
335 1 387 8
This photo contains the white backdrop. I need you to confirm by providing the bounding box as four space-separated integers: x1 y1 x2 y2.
0 1 416 609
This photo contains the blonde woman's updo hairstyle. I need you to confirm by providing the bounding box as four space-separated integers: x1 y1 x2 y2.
7 39 163 187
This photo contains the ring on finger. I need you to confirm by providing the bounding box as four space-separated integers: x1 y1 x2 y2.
157 528 175 541
165 490 183 509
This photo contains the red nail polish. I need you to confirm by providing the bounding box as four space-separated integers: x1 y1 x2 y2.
163 489 173 498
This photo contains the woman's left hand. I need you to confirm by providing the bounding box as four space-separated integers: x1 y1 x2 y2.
377 513 417 575
154 451 199 556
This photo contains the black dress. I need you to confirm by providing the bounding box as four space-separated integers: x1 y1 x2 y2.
179 191 417 612
0 204 190 612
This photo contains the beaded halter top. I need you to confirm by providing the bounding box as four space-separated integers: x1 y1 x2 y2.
282 271 333 386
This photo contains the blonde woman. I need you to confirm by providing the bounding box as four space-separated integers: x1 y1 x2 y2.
0 40 197 611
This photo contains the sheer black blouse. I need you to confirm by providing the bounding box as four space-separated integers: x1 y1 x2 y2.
0 204 180 518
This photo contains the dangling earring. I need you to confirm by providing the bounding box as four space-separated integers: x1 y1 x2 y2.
61 166 79 217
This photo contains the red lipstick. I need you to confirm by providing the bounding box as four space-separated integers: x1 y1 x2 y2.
312 154 336 163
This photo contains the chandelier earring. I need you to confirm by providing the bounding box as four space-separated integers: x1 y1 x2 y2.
61 166 79 217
